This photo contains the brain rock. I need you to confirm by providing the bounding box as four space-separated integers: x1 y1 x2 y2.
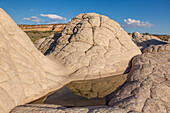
46 13 141 79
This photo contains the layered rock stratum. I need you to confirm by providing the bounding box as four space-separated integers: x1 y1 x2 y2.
18 24 65 32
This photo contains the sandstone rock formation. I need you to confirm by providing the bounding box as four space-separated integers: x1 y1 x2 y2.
37 13 141 79
0 8 73 113
108 51 170 112
131 32 168 52
143 43 170 53
0 9 141 113
11 104 128 113
12 50 170 113
168 38 170 43
2 8 168 113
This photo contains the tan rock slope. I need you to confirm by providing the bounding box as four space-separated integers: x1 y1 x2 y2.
0 8 73 113
36 13 141 79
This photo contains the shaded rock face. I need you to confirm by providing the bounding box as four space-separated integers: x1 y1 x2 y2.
39 13 141 79
34 33 61 54
131 32 168 52
108 51 170 112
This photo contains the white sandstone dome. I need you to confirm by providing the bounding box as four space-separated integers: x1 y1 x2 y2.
47 13 141 79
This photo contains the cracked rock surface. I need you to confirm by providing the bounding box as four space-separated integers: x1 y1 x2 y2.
39 13 141 79
11 104 128 113
11 47 170 113
108 51 170 112
131 32 168 52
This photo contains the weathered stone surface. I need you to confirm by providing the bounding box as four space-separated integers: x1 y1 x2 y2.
11 104 128 113
108 51 170 112
0 8 73 113
168 38 170 43
143 44 170 53
38 13 141 79
131 32 168 52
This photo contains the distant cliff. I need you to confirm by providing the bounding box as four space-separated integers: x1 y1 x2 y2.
18 24 65 31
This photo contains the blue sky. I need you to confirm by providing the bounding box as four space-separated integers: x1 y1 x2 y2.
0 0 170 34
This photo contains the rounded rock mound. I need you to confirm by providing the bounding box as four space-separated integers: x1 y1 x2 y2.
44 13 141 79
131 32 168 52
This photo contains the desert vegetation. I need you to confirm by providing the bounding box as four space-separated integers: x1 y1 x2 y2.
25 30 61 42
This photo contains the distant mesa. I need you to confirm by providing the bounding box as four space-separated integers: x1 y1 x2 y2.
18 24 65 31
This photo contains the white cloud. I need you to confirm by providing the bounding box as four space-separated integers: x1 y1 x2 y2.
40 14 67 24
122 18 154 28
23 16 40 24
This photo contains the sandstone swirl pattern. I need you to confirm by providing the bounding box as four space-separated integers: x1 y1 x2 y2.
42 13 141 79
